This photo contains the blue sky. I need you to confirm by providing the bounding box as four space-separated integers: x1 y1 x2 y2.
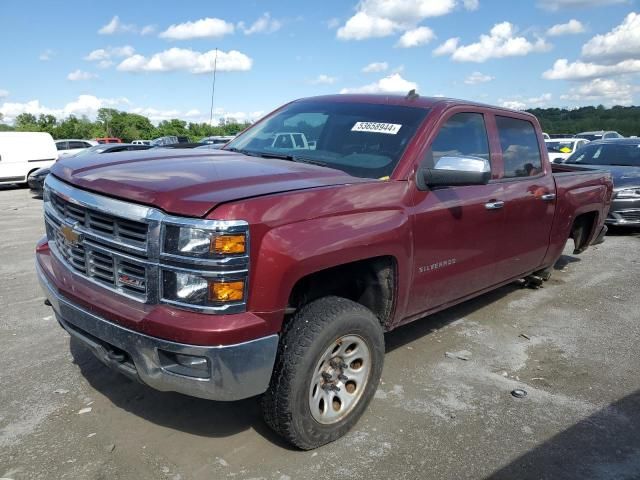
0 0 638 125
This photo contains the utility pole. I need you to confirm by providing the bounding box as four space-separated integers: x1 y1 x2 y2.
209 48 218 127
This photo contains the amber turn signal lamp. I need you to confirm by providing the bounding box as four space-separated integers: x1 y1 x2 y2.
212 234 246 254
209 281 245 302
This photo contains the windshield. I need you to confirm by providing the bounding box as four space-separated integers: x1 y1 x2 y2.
545 141 576 154
565 143 640 167
224 101 429 179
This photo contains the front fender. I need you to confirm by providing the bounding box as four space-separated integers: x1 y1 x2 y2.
249 209 412 319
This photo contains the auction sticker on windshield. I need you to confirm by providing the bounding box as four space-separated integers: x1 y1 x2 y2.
352 122 402 135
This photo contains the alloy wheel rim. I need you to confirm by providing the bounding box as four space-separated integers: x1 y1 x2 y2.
308 334 372 424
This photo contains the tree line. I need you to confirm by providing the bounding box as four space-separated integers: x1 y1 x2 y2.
0 108 251 141
1 104 639 140
527 105 640 136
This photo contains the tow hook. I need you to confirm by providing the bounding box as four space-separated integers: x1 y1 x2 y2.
106 349 126 363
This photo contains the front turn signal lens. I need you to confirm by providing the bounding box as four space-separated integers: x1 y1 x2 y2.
212 234 246 254
209 281 245 302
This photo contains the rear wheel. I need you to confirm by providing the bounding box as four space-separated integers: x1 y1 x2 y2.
261 296 384 450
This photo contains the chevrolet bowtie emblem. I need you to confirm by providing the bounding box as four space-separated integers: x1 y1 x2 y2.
60 223 83 246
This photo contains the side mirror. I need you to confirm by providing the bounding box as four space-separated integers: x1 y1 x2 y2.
417 156 491 190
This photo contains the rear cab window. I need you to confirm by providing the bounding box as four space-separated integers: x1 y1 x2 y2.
496 116 543 178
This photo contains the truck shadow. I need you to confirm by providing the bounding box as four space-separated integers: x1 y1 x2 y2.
484 389 640 479
68 338 295 449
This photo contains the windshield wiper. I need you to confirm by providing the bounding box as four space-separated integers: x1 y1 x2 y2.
225 147 261 157
252 152 330 167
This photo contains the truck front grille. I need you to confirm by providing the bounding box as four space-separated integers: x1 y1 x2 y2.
45 220 149 300
50 193 149 250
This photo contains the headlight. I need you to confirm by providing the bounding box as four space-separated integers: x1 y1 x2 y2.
615 187 640 199
163 225 246 258
162 270 246 307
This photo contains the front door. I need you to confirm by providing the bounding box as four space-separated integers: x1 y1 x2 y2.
408 111 504 317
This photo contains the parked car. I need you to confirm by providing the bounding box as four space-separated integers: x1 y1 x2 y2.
575 130 623 141
562 138 640 226
132 140 151 145
28 143 153 195
37 94 612 450
548 133 575 139
56 139 98 158
542 132 551 140
94 137 123 144
0 132 57 186
200 135 235 148
27 166 50 196
70 143 152 158
545 138 590 163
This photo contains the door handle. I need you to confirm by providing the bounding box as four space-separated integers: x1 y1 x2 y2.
485 201 505 210
541 193 556 201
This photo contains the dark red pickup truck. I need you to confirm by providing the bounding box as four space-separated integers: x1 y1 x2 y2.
36 95 612 449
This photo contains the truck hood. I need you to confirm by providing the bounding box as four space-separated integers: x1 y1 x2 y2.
565 164 640 189
51 149 369 217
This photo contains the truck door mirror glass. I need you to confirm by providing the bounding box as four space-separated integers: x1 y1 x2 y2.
434 155 490 173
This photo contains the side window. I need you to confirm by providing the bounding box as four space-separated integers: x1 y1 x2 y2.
425 112 490 172
69 141 85 149
496 116 543 178
56 141 68 151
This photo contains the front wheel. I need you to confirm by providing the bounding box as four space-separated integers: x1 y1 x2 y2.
261 296 385 450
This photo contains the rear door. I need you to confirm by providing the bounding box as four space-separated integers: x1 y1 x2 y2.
408 110 505 316
492 115 556 279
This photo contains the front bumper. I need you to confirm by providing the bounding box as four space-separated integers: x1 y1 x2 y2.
606 198 640 226
37 261 279 401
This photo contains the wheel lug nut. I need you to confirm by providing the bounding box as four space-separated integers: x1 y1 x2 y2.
338 374 348 382
321 372 332 381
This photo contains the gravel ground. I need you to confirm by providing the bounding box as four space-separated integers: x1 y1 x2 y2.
1 184 639 480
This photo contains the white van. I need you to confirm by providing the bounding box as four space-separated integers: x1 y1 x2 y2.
0 132 58 185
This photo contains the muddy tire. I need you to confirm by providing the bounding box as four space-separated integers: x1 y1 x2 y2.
261 296 385 450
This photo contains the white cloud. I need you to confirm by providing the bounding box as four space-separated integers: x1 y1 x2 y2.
39 49 55 61
547 19 586 36
439 22 551 62
560 78 635 105
67 70 98 81
340 73 418 94
500 93 552 110
463 0 480 10
85 45 135 62
396 26 435 48
464 71 494 84
327 17 341 29
362 61 389 73
337 0 456 40
97 16 153 36
581 12 640 62
117 48 252 74
0 89 8 98
0 95 129 123
538 0 626 10
0 95 261 125
309 74 337 85
238 13 282 35
159 17 235 40
140 25 156 35
501 100 527 110
543 58 640 80
433 37 460 56
98 16 138 35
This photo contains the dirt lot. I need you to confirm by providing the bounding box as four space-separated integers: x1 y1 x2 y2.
1 184 639 480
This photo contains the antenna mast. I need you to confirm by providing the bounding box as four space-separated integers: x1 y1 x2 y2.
209 48 219 127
